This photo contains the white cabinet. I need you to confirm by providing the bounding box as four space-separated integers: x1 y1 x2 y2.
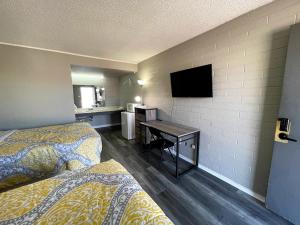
121 112 135 140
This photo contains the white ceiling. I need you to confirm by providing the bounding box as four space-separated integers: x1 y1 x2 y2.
0 0 273 64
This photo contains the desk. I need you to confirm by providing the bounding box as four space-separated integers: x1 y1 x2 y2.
140 120 200 178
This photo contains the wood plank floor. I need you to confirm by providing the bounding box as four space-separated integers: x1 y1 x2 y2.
97 127 292 225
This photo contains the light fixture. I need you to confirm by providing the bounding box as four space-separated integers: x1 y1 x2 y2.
137 80 145 86
134 96 142 103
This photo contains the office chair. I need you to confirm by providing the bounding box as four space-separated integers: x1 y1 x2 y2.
148 127 175 161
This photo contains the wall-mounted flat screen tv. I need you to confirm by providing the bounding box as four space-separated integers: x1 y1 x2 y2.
170 64 213 97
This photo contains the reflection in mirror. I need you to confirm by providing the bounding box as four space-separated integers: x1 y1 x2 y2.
81 86 95 108
71 66 106 109
73 85 106 108
73 85 100 108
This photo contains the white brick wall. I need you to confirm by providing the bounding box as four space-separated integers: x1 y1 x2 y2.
120 0 300 197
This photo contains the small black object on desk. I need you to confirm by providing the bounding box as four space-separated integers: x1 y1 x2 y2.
140 120 200 178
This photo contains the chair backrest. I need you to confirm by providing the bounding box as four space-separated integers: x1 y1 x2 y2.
148 127 163 139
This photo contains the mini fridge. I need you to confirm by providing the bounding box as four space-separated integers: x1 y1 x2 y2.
121 112 135 140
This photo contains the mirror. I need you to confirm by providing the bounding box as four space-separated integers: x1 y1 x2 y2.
71 65 106 109
72 85 105 108
70 64 133 109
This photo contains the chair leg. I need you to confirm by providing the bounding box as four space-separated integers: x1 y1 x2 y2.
167 147 175 161
160 148 164 161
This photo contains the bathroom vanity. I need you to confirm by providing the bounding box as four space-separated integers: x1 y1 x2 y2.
75 106 124 128
70 65 129 129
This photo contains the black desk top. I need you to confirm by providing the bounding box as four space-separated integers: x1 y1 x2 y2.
140 120 200 138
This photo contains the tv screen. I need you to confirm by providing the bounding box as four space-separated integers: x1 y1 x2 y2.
170 64 213 97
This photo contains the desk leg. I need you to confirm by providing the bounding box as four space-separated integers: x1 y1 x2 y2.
195 131 200 166
176 137 179 178
144 127 147 145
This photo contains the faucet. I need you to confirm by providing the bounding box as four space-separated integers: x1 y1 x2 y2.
95 101 105 107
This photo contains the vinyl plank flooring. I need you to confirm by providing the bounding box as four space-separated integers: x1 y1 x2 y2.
190 172 291 225
97 128 293 225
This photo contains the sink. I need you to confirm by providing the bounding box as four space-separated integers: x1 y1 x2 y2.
75 106 124 114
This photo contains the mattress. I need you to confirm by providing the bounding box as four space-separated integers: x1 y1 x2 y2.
0 159 173 225
0 122 102 190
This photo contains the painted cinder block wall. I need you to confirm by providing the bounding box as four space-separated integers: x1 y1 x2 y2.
121 0 300 198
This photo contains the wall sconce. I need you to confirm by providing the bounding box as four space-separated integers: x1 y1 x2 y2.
134 96 142 103
137 80 145 105
137 79 145 86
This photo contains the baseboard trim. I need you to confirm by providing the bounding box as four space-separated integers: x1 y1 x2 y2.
92 123 121 129
164 149 266 202
198 164 266 203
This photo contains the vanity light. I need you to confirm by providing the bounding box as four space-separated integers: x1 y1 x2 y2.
137 80 145 86
134 96 142 103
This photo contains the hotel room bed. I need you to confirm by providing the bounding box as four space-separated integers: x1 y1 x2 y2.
0 122 102 190
0 159 173 225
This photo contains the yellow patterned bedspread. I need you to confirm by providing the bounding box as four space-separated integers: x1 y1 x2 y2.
0 122 102 190
0 160 173 225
